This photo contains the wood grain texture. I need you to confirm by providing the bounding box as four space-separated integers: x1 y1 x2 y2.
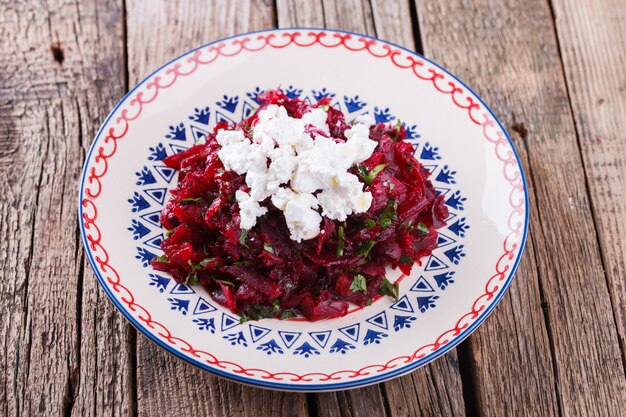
551 0 626 363
0 0 131 416
126 2 306 416
415 0 626 416
278 1 467 415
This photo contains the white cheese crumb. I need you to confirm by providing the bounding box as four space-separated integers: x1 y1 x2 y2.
218 105 377 241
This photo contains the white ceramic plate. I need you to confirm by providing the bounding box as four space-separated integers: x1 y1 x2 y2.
79 28 528 391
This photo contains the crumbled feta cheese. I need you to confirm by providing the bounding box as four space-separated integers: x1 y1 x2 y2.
218 104 376 241
235 190 267 230
353 112 376 126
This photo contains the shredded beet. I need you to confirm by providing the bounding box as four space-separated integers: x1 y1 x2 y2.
151 90 448 321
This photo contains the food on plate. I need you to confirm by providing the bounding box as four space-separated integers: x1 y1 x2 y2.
151 89 448 321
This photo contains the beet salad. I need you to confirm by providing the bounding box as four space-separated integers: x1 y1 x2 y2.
151 89 448 321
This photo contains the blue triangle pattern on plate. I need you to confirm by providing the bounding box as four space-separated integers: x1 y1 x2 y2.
434 186 452 197
215 110 236 124
365 311 388 330
410 276 435 293
192 297 216 315
278 331 302 348
153 165 176 183
425 254 449 271
221 313 240 331
241 101 256 119
249 324 272 343
189 125 210 142
169 144 188 154
139 210 162 227
143 187 168 205
143 234 164 250
338 324 360 342
421 163 438 174
436 232 456 248
170 283 195 295
308 330 332 349
390 295 414 313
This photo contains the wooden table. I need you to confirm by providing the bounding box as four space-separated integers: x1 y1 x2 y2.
1 0 625 416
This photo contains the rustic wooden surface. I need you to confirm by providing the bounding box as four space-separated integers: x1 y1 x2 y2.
1 0 624 416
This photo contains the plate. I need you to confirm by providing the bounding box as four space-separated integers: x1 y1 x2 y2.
79 28 528 391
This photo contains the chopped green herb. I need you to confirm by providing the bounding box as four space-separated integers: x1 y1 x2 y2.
188 259 202 270
165 229 174 238
272 298 281 313
395 118 403 128
387 180 395 191
320 104 330 111
154 254 168 263
281 310 298 320
378 199 397 228
365 298 373 306
185 274 199 286
399 254 413 264
255 305 273 319
417 222 429 234
285 283 297 289
216 279 235 287
357 164 369 179
364 219 376 228
179 197 203 205
242 304 275 321
350 274 367 293
378 276 399 300
263 242 274 254
336 225 345 257
187 257 216 271
239 314 252 324
357 240 376 257
239 228 249 247
357 163 388 185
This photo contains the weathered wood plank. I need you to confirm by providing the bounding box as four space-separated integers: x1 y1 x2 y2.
552 0 626 363
277 1 468 415
0 0 131 416
125 2 307 416
415 0 626 415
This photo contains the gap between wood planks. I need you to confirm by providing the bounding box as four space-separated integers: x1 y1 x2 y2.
121 1 139 416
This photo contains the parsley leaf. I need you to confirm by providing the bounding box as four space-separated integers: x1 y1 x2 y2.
165 229 174 238
378 277 399 300
356 240 376 257
357 164 388 185
154 254 168 263
263 242 274 254
185 274 199 286
336 225 345 257
364 219 376 228
216 279 235 287
272 298 281 313
417 222 429 234
378 199 397 228
179 197 203 205
350 274 367 293
399 254 413 264
239 229 249 247
365 298 373 306
281 310 298 320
